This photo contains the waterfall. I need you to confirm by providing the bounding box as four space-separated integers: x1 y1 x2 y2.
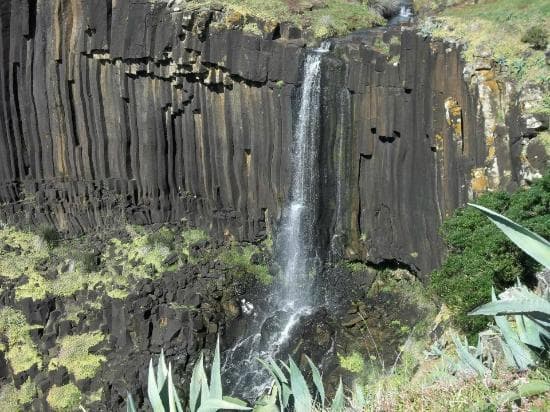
223 42 330 401
277 41 329 306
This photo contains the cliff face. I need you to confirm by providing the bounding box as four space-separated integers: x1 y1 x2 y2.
0 0 546 274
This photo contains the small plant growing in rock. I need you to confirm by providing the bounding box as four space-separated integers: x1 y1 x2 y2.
521 26 549 50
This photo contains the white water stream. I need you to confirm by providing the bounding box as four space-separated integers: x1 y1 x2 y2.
223 42 330 400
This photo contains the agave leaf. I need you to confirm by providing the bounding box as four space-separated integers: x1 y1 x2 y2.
306 355 325 409
330 378 345 412
289 358 313 412
257 359 285 407
196 399 251 412
210 336 223 400
253 385 279 412
451 334 488 377
351 382 366 410
281 383 292 408
279 360 291 375
167 363 183 412
148 359 166 412
517 379 550 397
223 396 248 406
190 353 205 412
127 392 137 412
157 349 169 390
469 298 550 317
515 315 545 349
495 313 537 370
468 204 550 268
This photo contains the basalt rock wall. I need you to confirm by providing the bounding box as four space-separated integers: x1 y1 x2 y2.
0 0 545 274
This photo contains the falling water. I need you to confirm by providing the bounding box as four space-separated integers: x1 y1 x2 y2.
223 42 330 401
399 5 412 19
277 41 330 305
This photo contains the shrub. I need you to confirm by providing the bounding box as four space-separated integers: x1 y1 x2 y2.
430 172 550 334
521 26 549 50
38 224 60 247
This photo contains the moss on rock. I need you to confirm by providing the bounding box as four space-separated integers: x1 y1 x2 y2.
0 379 37 411
0 307 42 374
48 332 106 381
46 383 82 412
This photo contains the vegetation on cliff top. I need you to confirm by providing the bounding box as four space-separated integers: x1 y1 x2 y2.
417 0 550 89
431 171 550 334
185 0 389 38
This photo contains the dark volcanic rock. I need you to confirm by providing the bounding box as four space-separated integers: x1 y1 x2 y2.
0 1 546 276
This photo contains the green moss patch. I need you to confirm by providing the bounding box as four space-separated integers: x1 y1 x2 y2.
49 332 106 381
338 351 365 374
0 307 42 374
217 244 272 285
0 379 37 411
46 383 82 412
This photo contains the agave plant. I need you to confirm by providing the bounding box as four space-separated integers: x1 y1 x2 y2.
257 355 361 412
450 204 550 374
127 337 250 412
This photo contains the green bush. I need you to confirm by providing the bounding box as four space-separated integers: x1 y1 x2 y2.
430 172 550 334
521 26 549 50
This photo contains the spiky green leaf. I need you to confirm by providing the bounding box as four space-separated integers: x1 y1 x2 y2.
253 385 279 412
157 349 169 390
148 359 166 412
289 358 312 412
306 355 325 409
190 354 205 412
517 380 550 397
451 334 488 376
210 336 222 400
127 392 137 412
196 399 251 412
468 204 550 268
330 378 345 412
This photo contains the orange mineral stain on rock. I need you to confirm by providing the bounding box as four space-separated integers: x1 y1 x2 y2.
471 168 488 193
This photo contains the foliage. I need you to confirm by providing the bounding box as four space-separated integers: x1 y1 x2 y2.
49 332 106 381
445 206 550 403
46 383 82 412
462 204 550 372
430 173 550 334
187 0 385 39
338 352 365 374
258 356 348 411
37 224 60 248
417 0 550 87
521 26 549 50
0 307 42 374
127 338 250 412
0 379 37 411
218 244 272 285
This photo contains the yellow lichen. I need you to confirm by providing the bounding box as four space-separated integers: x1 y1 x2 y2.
471 168 489 193
46 383 81 412
0 378 37 411
48 332 105 381
0 307 42 374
